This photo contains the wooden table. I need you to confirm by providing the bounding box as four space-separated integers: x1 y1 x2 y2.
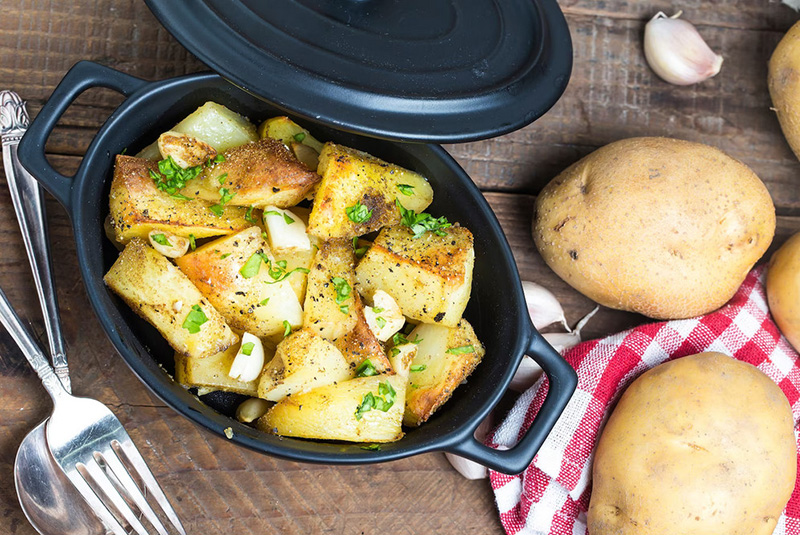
1 2 799 533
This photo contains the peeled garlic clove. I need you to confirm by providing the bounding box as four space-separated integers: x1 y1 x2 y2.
236 397 271 423
522 281 569 331
644 11 723 86
364 290 405 342
229 332 265 382
445 414 495 479
148 230 190 258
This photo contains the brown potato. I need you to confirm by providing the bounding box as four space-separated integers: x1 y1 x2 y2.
333 293 393 374
183 138 320 208
769 21 800 162
303 238 359 340
533 137 775 319
767 232 800 352
109 155 251 243
174 343 268 397
588 352 796 535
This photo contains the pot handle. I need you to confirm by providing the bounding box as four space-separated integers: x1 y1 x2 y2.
17 61 148 210
445 327 577 475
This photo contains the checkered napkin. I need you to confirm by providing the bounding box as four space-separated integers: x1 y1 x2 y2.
487 266 800 535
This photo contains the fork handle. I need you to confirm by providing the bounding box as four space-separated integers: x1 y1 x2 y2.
0 283 67 401
0 91 70 392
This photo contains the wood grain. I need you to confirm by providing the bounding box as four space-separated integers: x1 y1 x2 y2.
1 1 800 534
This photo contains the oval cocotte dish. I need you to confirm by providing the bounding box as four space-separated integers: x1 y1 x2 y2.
17 61 576 474
533 137 776 320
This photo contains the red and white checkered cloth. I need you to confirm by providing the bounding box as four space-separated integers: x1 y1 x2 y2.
488 266 800 535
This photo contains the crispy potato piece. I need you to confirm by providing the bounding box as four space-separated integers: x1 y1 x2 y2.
174 226 304 338
257 330 353 402
109 155 251 243
174 340 272 397
355 225 474 327
333 293 393 374
257 373 406 443
158 131 216 168
303 239 359 340
182 138 320 209
403 319 484 427
258 116 324 153
136 101 258 160
104 239 238 358
306 143 434 239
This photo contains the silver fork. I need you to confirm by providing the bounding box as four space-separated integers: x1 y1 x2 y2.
0 283 186 535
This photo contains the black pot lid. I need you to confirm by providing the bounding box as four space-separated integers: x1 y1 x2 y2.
143 0 573 143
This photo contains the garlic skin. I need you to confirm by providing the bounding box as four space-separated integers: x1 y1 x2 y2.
644 11 723 86
522 281 569 331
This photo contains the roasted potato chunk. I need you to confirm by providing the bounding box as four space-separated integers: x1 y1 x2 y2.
403 319 484 427
355 225 474 327
257 330 353 402
136 101 258 160
183 138 320 209
257 373 406 443
174 341 271 397
109 155 251 243
174 226 304 338
104 239 238 359
306 143 434 239
303 238 359 340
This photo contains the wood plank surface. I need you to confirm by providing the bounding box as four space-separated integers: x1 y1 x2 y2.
1 1 799 534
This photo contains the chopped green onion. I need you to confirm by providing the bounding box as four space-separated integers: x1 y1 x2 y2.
396 184 415 196
355 359 378 377
189 234 196 250
220 253 231 259
239 252 263 279
293 132 306 142
151 233 170 246
182 305 208 334
259 298 270 306
375 316 386 329
410 364 427 372
446 345 475 355
361 444 381 451
283 320 292 337
217 172 228 185
245 206 259 224
352 236 368 258
395 199 451 238
346 202 372 224
241 342 255 356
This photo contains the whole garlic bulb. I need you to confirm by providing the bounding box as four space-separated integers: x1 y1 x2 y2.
644 11 723 86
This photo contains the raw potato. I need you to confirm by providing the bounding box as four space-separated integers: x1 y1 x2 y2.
257 373 406 442
306 143 434 239
588 352 796 535
769 21 800 162
104 239 238 358
533 137 775 319
109 155 251 243
767 232 800 352
355 225 474 327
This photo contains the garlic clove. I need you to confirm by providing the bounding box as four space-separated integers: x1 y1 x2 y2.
157 131 217 169
445 413 495 479
509 356 544 393
148 230 190 258
522 281 569 331
228 332 266 382
542 306 600 353
236 397 271 423
364 290 406 342
644 11 723 86
262 206 312 253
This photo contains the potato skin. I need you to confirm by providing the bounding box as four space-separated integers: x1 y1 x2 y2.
588 352 796 535
767 232 800 352
769 21 800 162
533 137 775 319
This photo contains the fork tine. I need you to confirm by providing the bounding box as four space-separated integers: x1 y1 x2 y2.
114 438 187 535
63 466 130 535
83 458 151 535
102 446 170 535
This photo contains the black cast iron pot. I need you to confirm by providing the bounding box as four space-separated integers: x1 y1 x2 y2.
18 61 577 474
